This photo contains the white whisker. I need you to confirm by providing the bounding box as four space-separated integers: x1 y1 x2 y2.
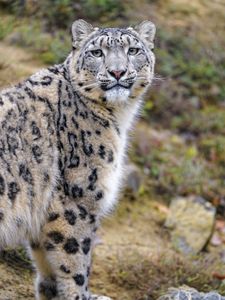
136 76 147 80
80 83 99 90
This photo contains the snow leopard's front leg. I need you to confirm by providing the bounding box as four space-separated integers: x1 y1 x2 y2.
32 199 97 300
31 198 112 300
30 242 58 300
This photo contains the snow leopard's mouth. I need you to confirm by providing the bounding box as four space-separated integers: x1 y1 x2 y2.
100 82 134 91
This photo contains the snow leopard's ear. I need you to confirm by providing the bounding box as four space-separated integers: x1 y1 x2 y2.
133 20 156 50
71 19 94 49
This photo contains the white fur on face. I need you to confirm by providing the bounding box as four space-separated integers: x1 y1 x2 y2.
105 86 130 103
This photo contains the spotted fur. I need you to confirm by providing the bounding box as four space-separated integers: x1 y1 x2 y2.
0 19 156 300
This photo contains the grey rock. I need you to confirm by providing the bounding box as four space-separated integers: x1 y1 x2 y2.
125 163 142 193
203 292 221 300
165 196 216 254
158 286 224 300
5 32 23 45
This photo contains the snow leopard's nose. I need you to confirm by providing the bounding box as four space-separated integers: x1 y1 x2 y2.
108 69 127 80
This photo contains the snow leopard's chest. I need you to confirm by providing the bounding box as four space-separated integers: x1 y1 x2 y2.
53 77 142 215
56 100 127 215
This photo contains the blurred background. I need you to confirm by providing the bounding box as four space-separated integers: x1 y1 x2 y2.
0 1 225 299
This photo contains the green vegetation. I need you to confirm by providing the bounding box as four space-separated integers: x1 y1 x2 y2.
131 125 225 201
12 23 71 64
0 15 14 40
0 0 125 63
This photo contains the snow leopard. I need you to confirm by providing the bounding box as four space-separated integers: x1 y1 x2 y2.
0 19 156 300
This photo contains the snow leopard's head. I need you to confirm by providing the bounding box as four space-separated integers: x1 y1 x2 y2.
69 20 156 104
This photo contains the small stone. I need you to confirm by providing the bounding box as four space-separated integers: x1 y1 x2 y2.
5 32 23 45
125 163 142 193
210 232 222 246
165 196 216 254
91 296 113 300
215 220 225 231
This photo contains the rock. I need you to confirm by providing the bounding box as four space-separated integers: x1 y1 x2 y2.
125 163 143 193
165 196 216 254
210 232 222 246
189 96 200 109
92 296 112 300
5 32 23 45
157 286 225 300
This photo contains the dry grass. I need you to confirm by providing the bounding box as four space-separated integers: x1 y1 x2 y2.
107 251 224 300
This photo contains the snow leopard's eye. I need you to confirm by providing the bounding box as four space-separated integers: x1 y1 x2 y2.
128 48 140 55
91 49 103 57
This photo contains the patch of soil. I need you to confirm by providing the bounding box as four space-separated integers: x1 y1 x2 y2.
0 263 33 300
0 42 44 88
